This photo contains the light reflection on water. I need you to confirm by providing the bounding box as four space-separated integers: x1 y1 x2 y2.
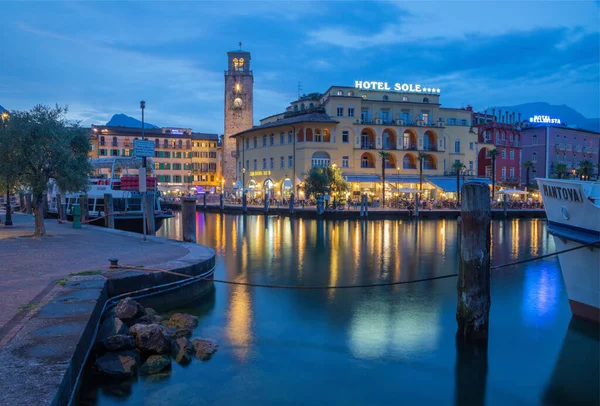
81 215 599 406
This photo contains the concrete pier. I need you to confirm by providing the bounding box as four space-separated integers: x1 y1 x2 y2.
0 213 215 405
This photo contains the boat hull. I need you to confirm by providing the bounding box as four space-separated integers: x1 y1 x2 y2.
537 178 600 324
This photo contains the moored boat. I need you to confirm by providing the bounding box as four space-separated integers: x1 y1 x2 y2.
48 157 174 233
537 178 600 323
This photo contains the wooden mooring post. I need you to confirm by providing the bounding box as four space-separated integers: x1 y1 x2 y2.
289 193 295 215
203 193 207 211
145 194 156 235
242 193 248 214
182 197 196 243
78 195 88 223
56 194 64 221
457 182 491 342
104 193 114 229
219 193 224 213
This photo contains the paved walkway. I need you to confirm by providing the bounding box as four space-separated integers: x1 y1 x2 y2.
0 212 188 347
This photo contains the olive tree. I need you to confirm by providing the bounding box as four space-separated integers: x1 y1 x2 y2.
1 105 92 236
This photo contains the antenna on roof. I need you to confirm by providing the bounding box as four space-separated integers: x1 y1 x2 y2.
297 82 303 100
239 41 242 50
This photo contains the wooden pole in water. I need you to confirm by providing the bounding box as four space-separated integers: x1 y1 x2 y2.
182 197 196 243
104 193 114 229
145 194 156 235
219 193 224 213
415 193 420 217
503 193 507 218
242 193 248 214
457 182 491 342
203 193 207 211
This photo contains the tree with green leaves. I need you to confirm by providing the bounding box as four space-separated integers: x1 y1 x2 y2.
577 159 594 181
417 152 427 194
1 105 92 236
451 160 465 205
303 164 349 203
553 163 569 179
523 161 533 193
378 151 390 207
489 149 499 199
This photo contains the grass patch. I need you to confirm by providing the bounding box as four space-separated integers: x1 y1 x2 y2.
57 278 69 286
68 270 103 277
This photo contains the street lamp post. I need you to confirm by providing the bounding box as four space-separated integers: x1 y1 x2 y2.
140 100 147 242
187 171 191 196
396 166 400 208
1 111 12 226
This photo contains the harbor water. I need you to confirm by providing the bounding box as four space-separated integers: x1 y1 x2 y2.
80 214 599 405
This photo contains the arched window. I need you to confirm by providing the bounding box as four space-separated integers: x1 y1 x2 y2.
532 135 537 145
186 140 191 149
238 58 245 70
112 136 117 146
232 58 239 71
253 136 257 148
532 152 538 163
163 139 168 148
403 154 417 169
301 103 305 110
178 139 183 148
262 134 267 146
323 129 331 142
402 96 409 101
100 136 105 146
360 152 375 168
293 105 298 112
423 97 429 103
155 138 160 148
309 102 314 108
383 95 389 101
315 129 322 142
348 91 354 96
454 139 460 153
311 151 330 167
337 90 343 96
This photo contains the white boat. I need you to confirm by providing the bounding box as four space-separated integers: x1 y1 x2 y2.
537 178 600 323
48 157 174 233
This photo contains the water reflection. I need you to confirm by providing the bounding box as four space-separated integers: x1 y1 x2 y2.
76 216 598 406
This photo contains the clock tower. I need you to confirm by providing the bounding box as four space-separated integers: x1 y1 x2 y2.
223 47 253 193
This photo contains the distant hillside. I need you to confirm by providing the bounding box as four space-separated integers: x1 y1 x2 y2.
0 105 5 112
492 102 599 133
106 113 158 129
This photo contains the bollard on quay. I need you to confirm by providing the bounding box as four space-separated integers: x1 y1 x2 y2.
182 197 197 243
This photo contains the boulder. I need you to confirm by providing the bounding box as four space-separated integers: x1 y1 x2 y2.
134 324 172 354
97 317 129 343
103 334 136 352
145 307 158 316
94 351 139 378
135 314 163 325
114 298 147 326
139 354 172 376
171 337 194 365
164 313 198 338
191 339 218 361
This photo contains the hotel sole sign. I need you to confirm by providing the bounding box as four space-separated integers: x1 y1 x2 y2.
354 81 440 93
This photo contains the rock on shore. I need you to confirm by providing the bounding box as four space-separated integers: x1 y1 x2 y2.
134 324 172 355
94 351 139 378
171 337 194 365
140 354 172 376
115 298 147 326
163 313 199 338
191 338 218 360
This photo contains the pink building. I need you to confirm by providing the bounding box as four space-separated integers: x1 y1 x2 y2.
520 125 600 181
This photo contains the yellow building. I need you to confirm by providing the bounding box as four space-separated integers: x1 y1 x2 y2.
91 125 220 194
230 84 479 201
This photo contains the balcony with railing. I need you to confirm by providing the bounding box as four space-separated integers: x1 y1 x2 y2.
574 145 583 152
421 145 438 152
360 142 376 150
403 143 417 151
564 144 573 151
555 143 565 151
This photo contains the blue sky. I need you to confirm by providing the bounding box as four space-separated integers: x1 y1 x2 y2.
1 1 598 134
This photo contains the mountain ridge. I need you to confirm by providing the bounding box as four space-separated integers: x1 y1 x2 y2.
489 102 599 133
106 113 159 129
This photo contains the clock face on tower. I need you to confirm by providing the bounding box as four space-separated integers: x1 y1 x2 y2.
233 97 243 109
